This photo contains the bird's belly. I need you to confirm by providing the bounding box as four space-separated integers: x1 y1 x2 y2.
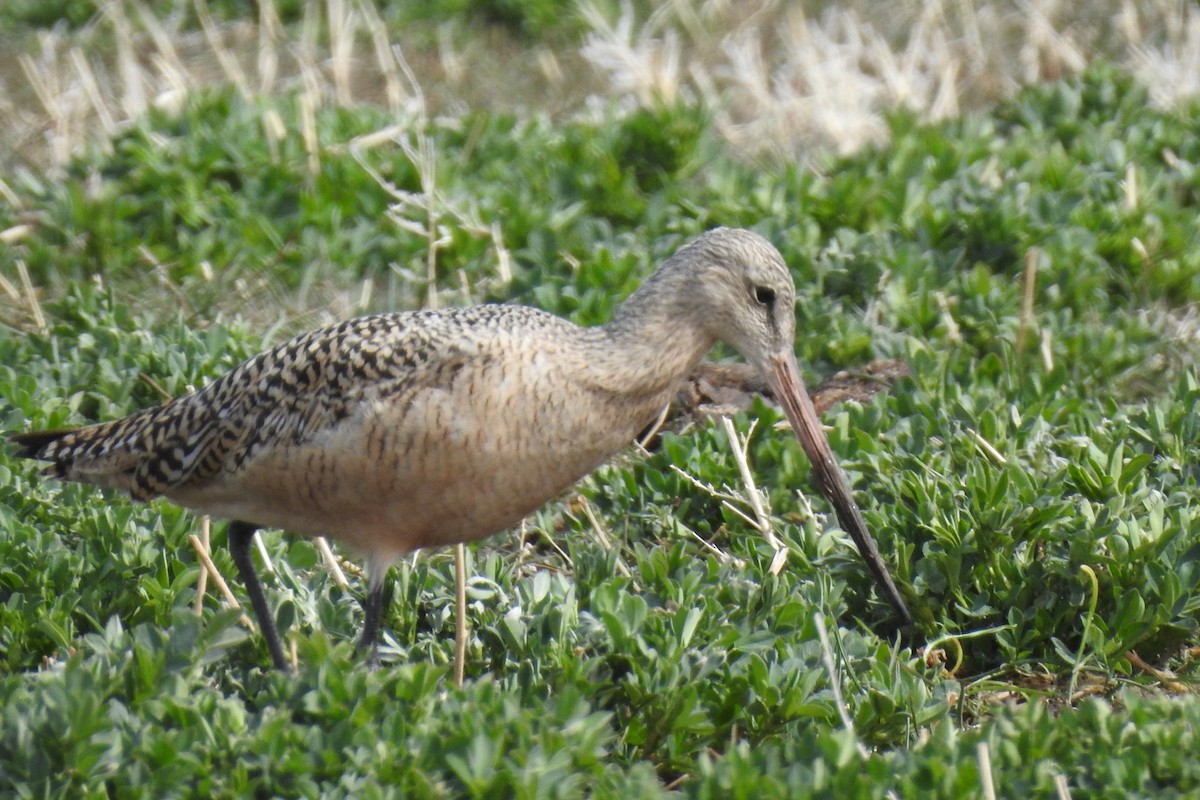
169 357 666 561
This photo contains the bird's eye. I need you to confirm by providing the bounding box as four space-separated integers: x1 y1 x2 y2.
753 286 776 306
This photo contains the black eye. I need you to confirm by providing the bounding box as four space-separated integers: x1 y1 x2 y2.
753 286 776 305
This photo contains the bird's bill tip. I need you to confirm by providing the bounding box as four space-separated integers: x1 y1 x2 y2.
767 352 913 627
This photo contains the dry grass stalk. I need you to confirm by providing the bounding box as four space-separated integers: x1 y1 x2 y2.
968 427 1008 466
192 0 251 100
815 612 860 749
0 179 21 209
454 542 468 688
7 0 1200 173
581 0 1200 161
0 224 32 244
719 417 787 574
679 520 736 566
103 0 148 118
314 537 350 589
356 0 406 114
187 533 254 629
298 64 321 174
194 515 211 615
667 461 762 533
331 0 358 106
977 741 997 800
1040 326 1055 372
69 49 116 137
0 271 20 302
1017 247 1039 353
16 260 46 332
579 495 633 579
256 0 282 92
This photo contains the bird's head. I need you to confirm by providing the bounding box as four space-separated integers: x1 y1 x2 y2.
674 227 798 375
667 226 913 628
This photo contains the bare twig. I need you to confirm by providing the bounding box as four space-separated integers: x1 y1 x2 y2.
721 416 787 574
101 0 147 118
490 222 512 286
1126 650 1192 693
535 526 574 568
1040 326 1055 372
137 371 172 401
18 51 70 164
131 0 189 83
669 462 761 531
0 179 23 210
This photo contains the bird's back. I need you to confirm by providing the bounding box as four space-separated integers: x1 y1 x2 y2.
13 306 569 500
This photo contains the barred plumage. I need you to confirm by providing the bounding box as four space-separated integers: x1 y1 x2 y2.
14 305 569 502
11 227 911 670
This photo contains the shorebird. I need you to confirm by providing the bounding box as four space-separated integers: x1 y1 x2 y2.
11 227 912 670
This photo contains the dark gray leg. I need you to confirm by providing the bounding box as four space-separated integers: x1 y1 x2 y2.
357 564 389 665
228 520 289 671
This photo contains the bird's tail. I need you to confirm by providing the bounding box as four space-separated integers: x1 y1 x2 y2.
8 411 165 500
9 428 75 460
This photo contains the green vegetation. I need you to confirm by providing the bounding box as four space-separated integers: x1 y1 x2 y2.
0 0 581 39
2 56 1199 798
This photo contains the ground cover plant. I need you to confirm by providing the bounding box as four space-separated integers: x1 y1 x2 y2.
2 2 1200 798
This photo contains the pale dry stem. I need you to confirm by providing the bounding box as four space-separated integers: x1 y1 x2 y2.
454 542 467 688
814 613 865 758
187 533 255 629
193 515 211 615
579 495 633 579
1016 247 1039 354
977 741 997 800
314 536 349 589
16 260 46 333
581 0 1200 161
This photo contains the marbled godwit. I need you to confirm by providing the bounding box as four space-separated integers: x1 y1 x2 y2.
10 227 911 670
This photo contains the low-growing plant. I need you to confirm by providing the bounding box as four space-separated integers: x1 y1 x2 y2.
1 64 1198 796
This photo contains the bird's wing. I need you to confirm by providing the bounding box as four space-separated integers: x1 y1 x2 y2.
11 308 554 501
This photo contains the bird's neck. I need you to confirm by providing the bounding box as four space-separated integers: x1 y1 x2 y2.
582 268 715 400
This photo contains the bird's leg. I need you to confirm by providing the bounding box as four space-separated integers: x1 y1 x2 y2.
357 561 391 666
227 520 289 671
